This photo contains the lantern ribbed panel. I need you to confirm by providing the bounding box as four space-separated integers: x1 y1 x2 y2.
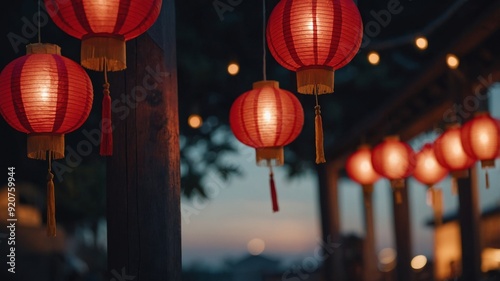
413 143 448 186
229 86 304 149
346 146 380 185
461 113 500 163
434 126 476 171
266 0 363 72
0 54 93 134
44 0 162 40
371 137 415 180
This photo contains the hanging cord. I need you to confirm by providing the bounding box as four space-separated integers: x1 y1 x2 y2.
37 0 41 43
314 86 326 164
262 0 267 81
100 59 113 156
46 152 56 237
485 169 490 189
268 162 279 212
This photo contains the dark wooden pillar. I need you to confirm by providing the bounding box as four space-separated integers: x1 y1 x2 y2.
457 167 482 281
107 0 181 280
392 185 412 281
318 163 345 281
362 185 381 281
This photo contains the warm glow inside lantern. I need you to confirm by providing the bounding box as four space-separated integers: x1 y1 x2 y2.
461 112 500 188
229 80 304 211
413 143 448 187
371 136 415 203
346 145 380 190
0 43 93 237
266 0 363 164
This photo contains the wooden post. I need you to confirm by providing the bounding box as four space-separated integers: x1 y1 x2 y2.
457 167 482 281
318 163 345 281
107 0 181 280
392 185 413 281
362 185 381 281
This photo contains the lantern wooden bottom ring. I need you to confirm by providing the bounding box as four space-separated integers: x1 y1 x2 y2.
81 35 126 71
27 133 65 160
296 66 335 94
256 147 284 167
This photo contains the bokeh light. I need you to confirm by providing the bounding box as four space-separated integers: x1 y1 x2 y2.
227 63 240 75
368 51 380 65
415 36 428 50
247 238 266 255
446 54 460 69
411 255 428 270
188 114 203 129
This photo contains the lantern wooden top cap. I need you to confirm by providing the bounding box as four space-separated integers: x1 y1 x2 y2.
253 80 279 89
384 135 400 141
473 111 489 117
26 43 61 55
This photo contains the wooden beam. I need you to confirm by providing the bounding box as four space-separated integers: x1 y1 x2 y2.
107 0 181 280
392 185 413 281
362 186 381 281
317 163 345 281
457 167 482 281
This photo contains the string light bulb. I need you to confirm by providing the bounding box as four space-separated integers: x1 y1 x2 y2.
188 114 203 129
227 62 240 75
368 51 380 65
415 36 428 50
446 54 459 69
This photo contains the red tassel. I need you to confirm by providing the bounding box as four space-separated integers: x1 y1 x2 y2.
100 83 113 156
269 172 279 212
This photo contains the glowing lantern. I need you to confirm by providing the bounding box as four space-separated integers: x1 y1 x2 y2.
266 0 363 164
371 136 415 203
45 0 163 156
0 43 93 236
229 81 304 212
461 112 500 188
413 143 448 225
434 124 476 193
346 145 380 190
414 143 448 187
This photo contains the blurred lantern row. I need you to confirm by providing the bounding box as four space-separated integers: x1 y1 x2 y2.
346 112 500 221
229 0 363 212
0 0 162 236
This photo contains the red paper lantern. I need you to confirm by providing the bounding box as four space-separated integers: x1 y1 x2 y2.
371 136 415 203
434 124 476 175
266 0 363 94
461 112 500 188
230 80 304 212
413 143 448 187
413 143 447 225
45 0 162 71
45 0 162 156
266 0 363 164
0 43 93 237
346 145 380 187
461 112 500 167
